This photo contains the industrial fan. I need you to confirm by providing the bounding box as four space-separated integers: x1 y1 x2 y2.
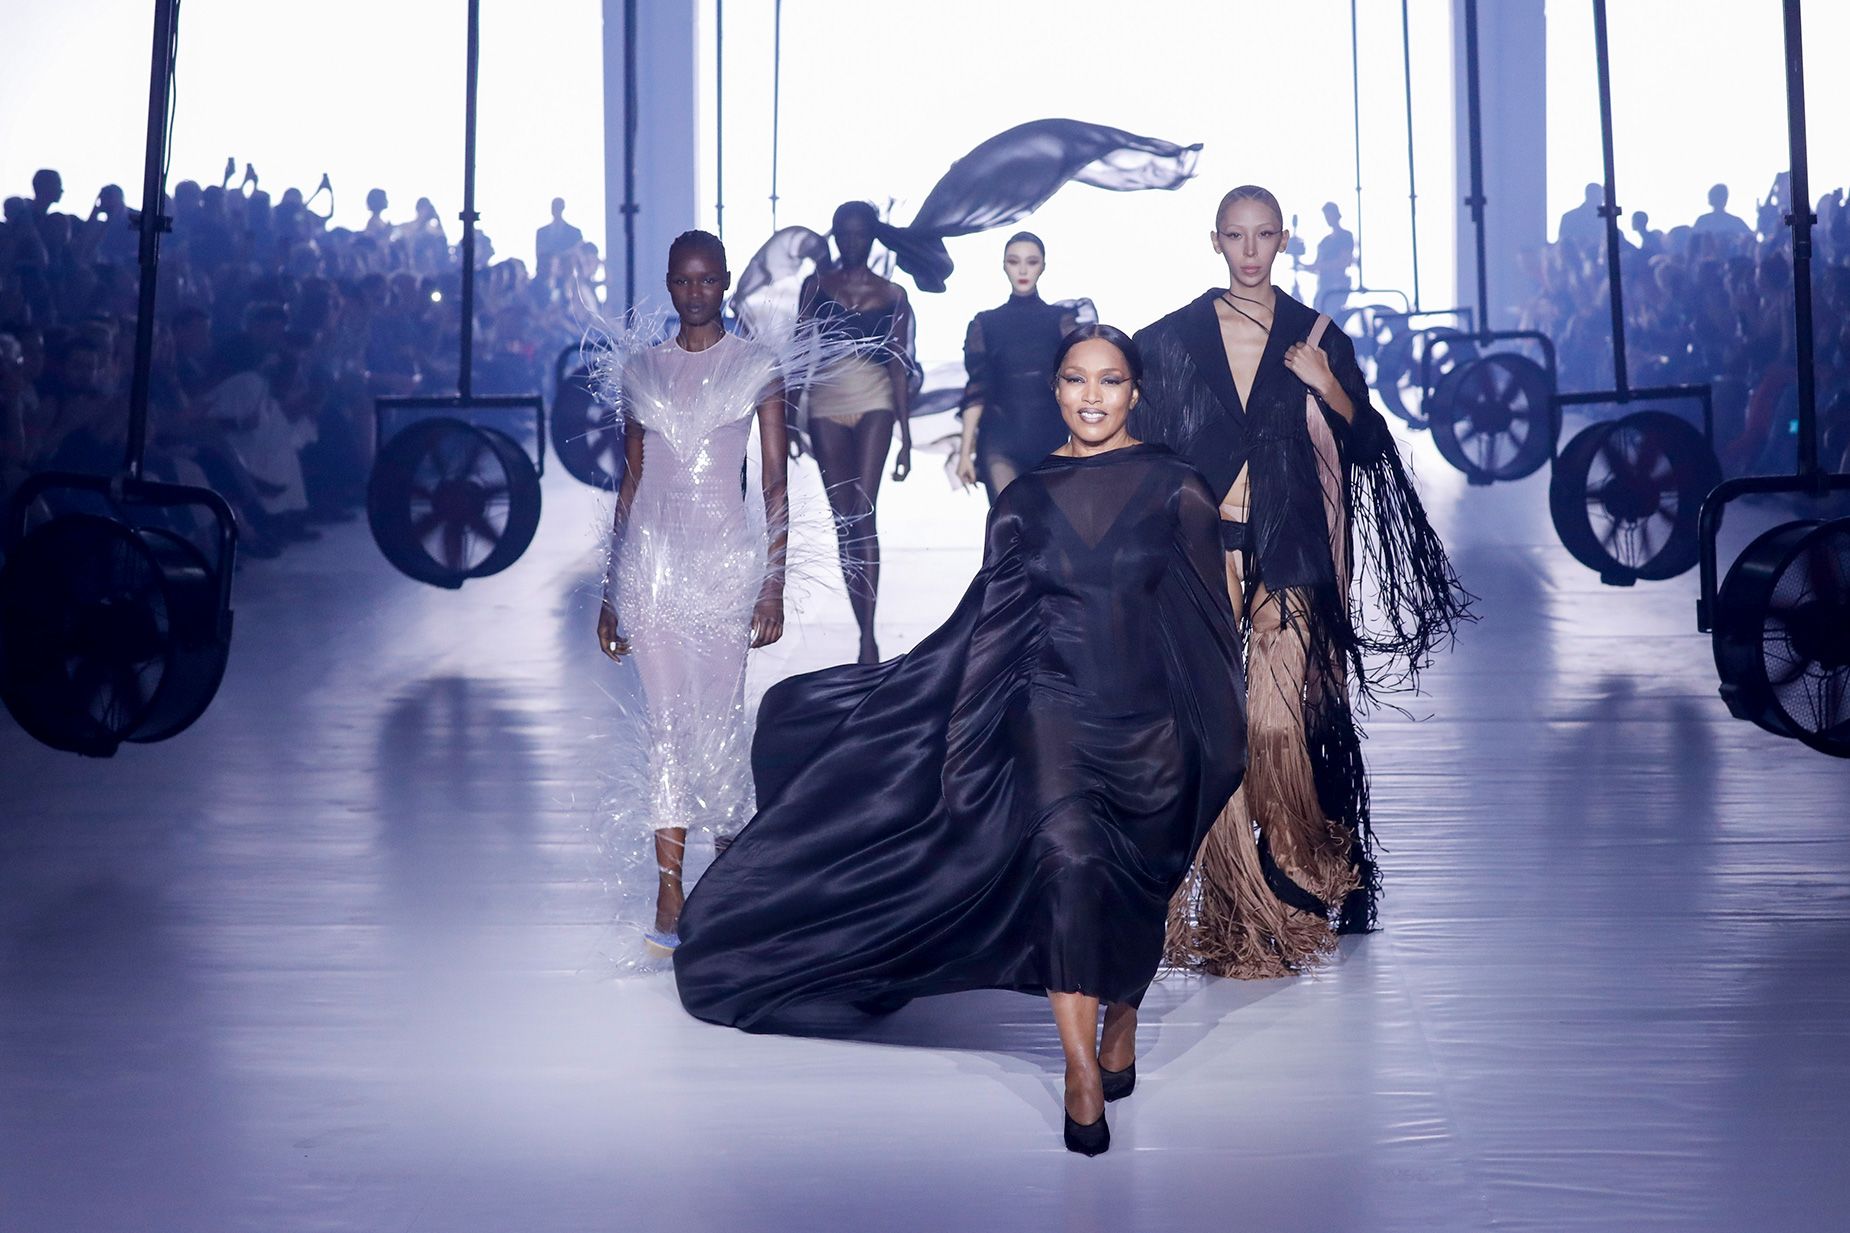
549 346 626 490
1427 352 1558 484
0 508 232 756
1550 410 1721 585
1374 327 1477 429
368 410 543 589
1711 518 1850 757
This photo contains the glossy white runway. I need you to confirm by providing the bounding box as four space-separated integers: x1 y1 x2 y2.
3 423 1847 1232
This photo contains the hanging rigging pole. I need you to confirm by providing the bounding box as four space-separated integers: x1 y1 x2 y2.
769 0 783 230
125 0 181 481
1400 0 1422 312
458 0 482 397
1462 0 1490 328
1781 0 1818 477
1349 0 1365 287
621 0 639 309
714 0 724 241
1589 0 1629 396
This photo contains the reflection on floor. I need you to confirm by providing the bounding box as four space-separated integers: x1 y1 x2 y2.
3 425 1846 1232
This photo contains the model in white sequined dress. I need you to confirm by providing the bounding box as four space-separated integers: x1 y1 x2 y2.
596 232 790 951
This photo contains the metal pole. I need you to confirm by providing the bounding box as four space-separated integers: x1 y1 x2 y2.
1462 0 1490 328
1401 0 1422 311
769 0 783 231
125 0 181 481
1349 0 1365 287
458 0 481 398
1590 0 1630 396
1781 0 1818 477
622 0 638 310
715 0 724 241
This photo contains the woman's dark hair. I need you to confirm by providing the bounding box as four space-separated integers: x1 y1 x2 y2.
1050 323 1142 386
667 228 727 271
1004 230 1045 257
831 200 880 232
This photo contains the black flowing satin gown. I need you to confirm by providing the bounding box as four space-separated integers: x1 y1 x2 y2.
675 444 1246 1031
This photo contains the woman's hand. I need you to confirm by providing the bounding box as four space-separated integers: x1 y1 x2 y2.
954 443 977 487
892 439 912 482
597 600 629 661
1283 339 1338 401
750 589 785 648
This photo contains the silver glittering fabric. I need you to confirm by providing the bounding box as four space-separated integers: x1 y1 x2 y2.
604 330 777 838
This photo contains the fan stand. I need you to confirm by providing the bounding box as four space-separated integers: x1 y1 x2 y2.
1399 0 1562 483
364 0 547 588
1530 0 1722 583
0 0 239 757
1698 0 1850 757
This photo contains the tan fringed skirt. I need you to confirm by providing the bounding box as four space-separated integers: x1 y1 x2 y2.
1165 389 1359 979
807 355 894 430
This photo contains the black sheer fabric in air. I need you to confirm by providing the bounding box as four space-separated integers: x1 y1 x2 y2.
674 445 1246 1031
730 119 1200 302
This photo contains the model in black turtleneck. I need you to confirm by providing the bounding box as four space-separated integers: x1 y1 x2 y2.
956 234 1087 502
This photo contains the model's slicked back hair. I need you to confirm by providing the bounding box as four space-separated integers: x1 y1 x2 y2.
1216 184 1285 227
1050 323 1143 387
668 228 727 272
1004 230 1046 257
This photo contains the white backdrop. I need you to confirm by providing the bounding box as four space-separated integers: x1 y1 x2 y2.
0 0 605 274
695 0 1457 366
3 1 1844 366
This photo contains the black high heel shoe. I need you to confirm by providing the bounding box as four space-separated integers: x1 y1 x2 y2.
1100 1060 1136 1102
1063 1109 1110 1156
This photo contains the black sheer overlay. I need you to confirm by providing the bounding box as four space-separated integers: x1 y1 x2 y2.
675 445 1245 1031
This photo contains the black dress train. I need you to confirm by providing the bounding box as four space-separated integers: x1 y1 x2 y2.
674 445 1246 1030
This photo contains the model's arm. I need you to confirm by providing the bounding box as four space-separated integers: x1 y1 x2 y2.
309 173 334 223
956 315 986 487
597 417 646 660
751 379 791 648
796 272 821 323
1283 332 1356 424
886 286 914 479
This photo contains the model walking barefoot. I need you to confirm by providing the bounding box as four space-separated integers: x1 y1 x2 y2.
798 201 914 664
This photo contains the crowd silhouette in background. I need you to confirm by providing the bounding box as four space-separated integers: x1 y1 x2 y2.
1522 177 1850 475
7 162 1848 566
0 164 597 558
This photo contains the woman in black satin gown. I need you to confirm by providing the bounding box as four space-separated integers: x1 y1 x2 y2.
954 232 1084 501
675 325 1246 1156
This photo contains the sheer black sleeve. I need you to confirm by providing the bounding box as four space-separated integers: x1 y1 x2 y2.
960 314 988 416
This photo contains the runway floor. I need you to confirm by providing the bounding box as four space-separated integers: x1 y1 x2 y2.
2 422 1846 1232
